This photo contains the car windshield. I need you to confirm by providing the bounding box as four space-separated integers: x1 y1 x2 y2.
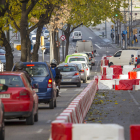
0 75 24 87
0 55 5 60
32 37 36 40
69 58 85 62
23 64 49 77
58 66 76 72
46 43 50 46
45 30 49 33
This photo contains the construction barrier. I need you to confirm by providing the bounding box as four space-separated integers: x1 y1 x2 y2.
130 125 140 140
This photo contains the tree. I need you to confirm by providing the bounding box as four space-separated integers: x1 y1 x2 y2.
0 0 14 71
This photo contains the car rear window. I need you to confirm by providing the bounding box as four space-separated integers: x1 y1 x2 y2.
0 75 24 87
23 64 49 77
69 58 85 62
58 66 76 72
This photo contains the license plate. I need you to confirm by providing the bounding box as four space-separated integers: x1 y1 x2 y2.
62 79 71 82
0 94 10 98
33 89 38 92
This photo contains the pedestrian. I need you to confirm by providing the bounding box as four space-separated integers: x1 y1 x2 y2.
129 54 135 65
50 59 62 97
137 55 140 66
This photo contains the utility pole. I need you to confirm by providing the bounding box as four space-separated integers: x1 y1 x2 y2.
124 1 127 49
62 23 65 61
50 31 54 63
105 20 107 38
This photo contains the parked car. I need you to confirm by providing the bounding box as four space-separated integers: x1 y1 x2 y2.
57 63 81 87
70 61 87 83
71 31 82 41
13 62 57 109
43 30 49 39
0 84 6 140
82 62 91 80
44 42 50 54
0 72 38 125
109 49 140 67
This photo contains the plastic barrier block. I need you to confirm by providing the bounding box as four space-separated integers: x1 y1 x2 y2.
103 67 107 75
128 71 137 79
136 65 140 68
113 67 122 75
52 123 72 140
105 59 109 65
110 65 122 68
130 125 140 140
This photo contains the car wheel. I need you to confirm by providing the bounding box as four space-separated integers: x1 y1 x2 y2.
54 99 57 107
26 109 34 125
0 107 5 140
77 82 81 87
83 77 87 83
109 62 113 67
34 107 38 122
87 77 90 80
49 99 54 109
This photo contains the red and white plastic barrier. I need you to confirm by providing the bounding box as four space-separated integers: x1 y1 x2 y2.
130 125 140 140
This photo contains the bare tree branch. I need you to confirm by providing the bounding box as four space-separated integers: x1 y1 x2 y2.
70 23 83 33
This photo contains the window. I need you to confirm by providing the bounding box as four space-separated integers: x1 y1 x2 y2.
45 43 50 46
23 64 49 77
0 75 24 87
22 74 32 89
114 51 122 57
58 66 76 72
74 32 78 36
79 32 81 36
45 30 49 33
82 63 86 68
69 58 85 62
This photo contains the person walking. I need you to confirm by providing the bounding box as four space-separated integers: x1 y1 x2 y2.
50 59 62 97
136 55 140 67
129 54 135 65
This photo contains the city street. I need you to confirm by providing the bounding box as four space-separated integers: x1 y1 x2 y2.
6 26 119 140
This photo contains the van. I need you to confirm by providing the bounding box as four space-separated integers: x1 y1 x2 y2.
109 50 140 66
71 31 82 41
75 40 96 55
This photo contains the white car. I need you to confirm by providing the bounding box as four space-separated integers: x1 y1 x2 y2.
31 35 36 45
43 30 49 39
71 31 82 41
82 62 90 80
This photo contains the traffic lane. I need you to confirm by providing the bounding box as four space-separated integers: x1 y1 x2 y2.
5 78 92 140
85 90 140 140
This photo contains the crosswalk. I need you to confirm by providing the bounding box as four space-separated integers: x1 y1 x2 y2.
59 88 84 93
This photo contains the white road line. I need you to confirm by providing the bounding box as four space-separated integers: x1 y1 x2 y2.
89 37 92 39
96 60 100 72
128 91 139 105
46 120 51 123
60 89 67 92
74 89 83 91
37 129 43 133
95 44 101 49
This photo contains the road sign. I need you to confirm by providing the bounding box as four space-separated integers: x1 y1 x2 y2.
111 25 114 28
111 28 114 33
60 35 66 41
133 29 137 34
123 30 127 35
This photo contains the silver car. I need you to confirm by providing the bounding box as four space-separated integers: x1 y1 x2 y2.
70 61 87 83
57 63 81 87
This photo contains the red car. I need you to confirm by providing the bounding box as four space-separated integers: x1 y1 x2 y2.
0 72 38 125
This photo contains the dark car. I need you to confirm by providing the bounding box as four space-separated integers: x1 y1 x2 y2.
44 42 50 54
12 62 57 109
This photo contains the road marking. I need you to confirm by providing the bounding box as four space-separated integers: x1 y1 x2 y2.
46 120 51 123
60 89 67 92
55 113 59 116
96 60 100 72
37 129 43 133
89 37 92 39
75 89 83 91
128 91 139 105
95 44 101 49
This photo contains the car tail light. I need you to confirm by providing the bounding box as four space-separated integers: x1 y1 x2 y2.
135 57 138 62
26 64 35 67
74 73 79 76
92 51 93 54
80 70 84 72
20 89 30 99
75 51 77 53
47 78 52 88
86 68 88 71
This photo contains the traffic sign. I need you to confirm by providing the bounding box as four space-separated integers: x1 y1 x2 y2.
111 28 114 33
60 35 66 41
111 25 114 28
123 30 127 35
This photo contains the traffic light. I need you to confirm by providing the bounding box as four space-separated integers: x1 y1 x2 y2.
115 14 118 17
122 33 125 40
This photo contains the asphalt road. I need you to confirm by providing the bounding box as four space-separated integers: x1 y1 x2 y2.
7 26 120 140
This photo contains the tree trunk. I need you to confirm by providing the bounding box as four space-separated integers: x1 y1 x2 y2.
20 3 28 62
27 35 31 62
1 31 13 71
57 31 60 64
54 31 58 62
32 24 43 62
64 32 70 56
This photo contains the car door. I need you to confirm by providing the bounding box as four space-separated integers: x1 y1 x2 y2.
79 32 82 39
111 51 122 65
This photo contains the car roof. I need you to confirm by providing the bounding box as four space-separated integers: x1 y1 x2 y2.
70 61 83 64
23 62 48 65
0 72 23 76
58 63 77 67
